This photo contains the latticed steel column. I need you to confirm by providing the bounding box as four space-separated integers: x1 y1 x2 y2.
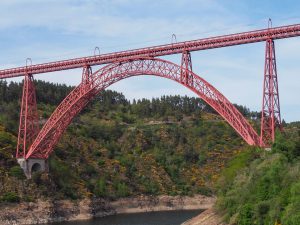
260 39 282 147
16 74 39 158
180 50 193 86
81 65 92 94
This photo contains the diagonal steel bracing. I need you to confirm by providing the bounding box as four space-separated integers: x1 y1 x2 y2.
260 39 282 146
25 58 261 159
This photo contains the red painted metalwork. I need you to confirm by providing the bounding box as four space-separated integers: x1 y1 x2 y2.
1 23 300 79
82 65 92 83
8 22 300 161
260 39 282 146
16 74 39 158
81 65 92 93
181 51 193 86
25 58 261 159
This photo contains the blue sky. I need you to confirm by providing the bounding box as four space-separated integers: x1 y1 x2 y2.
0 0 300 122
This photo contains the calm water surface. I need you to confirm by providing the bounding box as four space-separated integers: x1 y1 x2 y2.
49 210 202 225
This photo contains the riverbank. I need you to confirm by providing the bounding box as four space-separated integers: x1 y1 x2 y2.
181 208 225 225
0 195 215 225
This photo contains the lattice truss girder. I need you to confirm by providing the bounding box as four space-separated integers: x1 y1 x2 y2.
25 58 260 159
1 23 300 79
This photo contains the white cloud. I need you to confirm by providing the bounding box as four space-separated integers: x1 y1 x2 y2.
0 0 237 39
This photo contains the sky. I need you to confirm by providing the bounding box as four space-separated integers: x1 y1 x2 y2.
0 0 300 122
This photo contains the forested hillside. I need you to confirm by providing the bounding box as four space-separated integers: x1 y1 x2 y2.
1 80 299 224
0 80 253 201
216 126 300 225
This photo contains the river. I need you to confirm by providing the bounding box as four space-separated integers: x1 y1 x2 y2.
49 210 202 225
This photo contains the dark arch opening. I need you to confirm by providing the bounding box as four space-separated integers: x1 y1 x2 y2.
31 163 42 173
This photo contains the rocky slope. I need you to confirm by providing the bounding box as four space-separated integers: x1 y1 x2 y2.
0 195 215 225
182 208 225 225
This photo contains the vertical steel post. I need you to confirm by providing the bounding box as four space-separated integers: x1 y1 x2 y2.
81 65 92 94
180 50 193 86
16 74 39 158
260 39 282 147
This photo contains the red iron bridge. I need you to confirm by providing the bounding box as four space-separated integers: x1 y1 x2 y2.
1 21 299 178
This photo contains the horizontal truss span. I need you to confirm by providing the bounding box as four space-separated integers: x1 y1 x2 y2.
1 23 300 79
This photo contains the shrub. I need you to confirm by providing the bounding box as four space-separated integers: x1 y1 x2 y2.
23 195 34 202
9 166 26 179
237 203 254 225
94 178 107 197
98 159 105 167
197 186 212 196
116 182 129 197
1 192 20 203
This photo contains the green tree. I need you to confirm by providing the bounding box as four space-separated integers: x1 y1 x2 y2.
94 178 107 197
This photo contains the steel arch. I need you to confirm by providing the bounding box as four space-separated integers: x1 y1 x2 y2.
26 58 260 159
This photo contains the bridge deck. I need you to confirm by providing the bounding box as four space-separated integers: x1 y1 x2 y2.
0 23 300 79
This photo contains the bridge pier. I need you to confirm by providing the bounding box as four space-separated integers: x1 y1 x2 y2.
17 158 48 179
